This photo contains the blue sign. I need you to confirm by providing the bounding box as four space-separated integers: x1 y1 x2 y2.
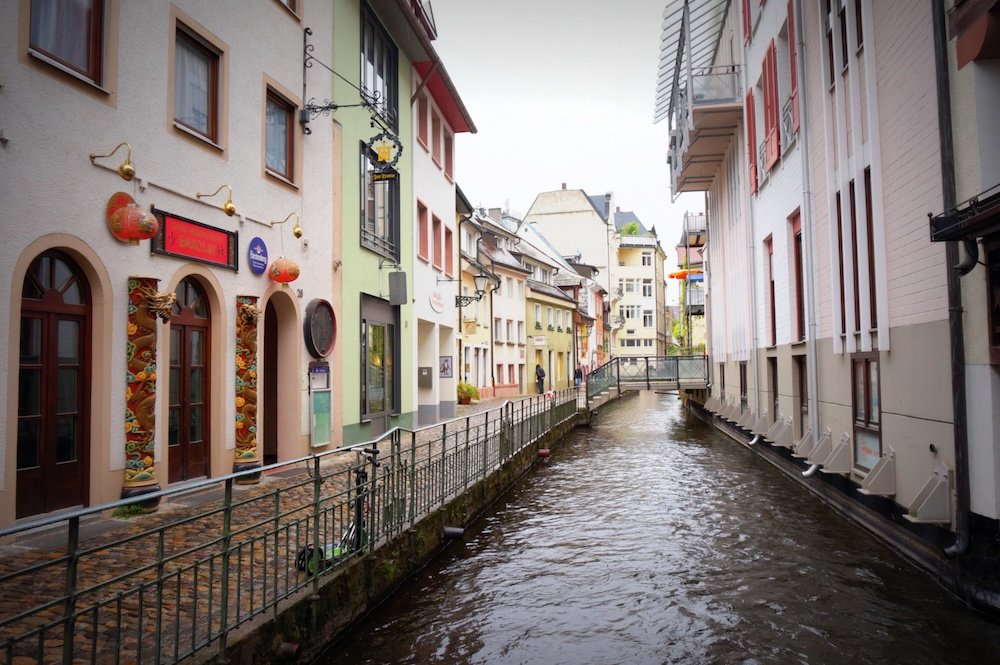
248 237 268 275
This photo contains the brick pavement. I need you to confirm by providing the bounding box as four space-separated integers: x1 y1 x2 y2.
0 393 546 664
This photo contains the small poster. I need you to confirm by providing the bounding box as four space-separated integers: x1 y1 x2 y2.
439 356 453 378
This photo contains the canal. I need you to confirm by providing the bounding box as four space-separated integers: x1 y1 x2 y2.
323 391 1000 664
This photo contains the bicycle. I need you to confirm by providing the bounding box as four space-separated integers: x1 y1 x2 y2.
295 446 380 576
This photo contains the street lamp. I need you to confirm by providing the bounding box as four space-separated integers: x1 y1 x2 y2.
456 272 491 306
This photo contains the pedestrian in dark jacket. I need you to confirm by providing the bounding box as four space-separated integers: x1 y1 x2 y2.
535 364 545 393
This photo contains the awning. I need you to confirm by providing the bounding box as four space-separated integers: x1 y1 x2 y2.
929 181 1000 241
668 268 704 281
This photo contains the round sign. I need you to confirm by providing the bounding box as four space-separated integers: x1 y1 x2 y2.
304 299 336 358
248 237 268 275
429 289 445 313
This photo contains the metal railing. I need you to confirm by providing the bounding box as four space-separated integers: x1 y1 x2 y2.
0 391 579 665
585 355 709 403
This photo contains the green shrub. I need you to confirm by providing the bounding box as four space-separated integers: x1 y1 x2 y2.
457 382 479 402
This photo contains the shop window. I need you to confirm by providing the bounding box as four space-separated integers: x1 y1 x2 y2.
852 353 880 470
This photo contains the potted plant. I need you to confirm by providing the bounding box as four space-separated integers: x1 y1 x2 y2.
457 382 479 405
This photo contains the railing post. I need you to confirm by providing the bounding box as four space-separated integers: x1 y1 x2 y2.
408 431 417 522
216 478 234 662
615 358 621 395
61 516 80 665
440 423 447 506
463 416 471 488
310 456 322 598
645 356 651 390
154 529 165 663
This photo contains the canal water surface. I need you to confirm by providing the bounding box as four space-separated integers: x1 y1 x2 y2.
323 392 1000 664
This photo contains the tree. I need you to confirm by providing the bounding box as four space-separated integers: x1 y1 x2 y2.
621 221 640 236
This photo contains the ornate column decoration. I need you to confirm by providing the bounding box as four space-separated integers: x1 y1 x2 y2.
234 295 262 482
121 277 175 506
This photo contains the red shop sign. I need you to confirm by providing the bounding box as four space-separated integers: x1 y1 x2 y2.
151 208 238 270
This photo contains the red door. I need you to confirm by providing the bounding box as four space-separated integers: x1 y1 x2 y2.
17 251 90 518
168 278 210 483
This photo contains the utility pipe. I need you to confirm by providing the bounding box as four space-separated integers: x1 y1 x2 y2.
749 434 761 446
802 464 820 478
931 0 971 558
795 0 822 463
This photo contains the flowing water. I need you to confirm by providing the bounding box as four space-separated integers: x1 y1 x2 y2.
322 391 1000 664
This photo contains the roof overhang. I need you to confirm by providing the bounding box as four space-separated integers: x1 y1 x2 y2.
414 60 476 134
654 0 732 124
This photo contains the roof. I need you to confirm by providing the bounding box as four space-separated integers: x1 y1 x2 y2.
527 279 578 305
654 0 731 124
587 194 611 221
614 210 649 233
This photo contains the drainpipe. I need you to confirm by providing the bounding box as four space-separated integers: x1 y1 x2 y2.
932 0 970 557
737 31 762 422
795 0 821 457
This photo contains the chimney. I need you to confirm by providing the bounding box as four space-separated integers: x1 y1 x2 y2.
488 207 502 221
616 206 621 213
561 182 567 190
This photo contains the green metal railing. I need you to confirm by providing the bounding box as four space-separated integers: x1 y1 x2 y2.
585 355 709 403
0 390 579 665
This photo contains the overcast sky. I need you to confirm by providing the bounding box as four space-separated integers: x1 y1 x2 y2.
431 0 704 246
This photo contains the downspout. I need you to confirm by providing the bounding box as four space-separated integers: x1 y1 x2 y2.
932 0 970 557
795 0 821 462
737 26 762 422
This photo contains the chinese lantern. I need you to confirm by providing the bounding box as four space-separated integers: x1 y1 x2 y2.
269 257 300 283
106 194 159 244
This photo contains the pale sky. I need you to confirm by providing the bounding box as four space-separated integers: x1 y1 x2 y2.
431 0 704 248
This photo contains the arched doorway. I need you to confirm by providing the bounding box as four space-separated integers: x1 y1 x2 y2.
262 291 298 463
17 250 91 518
168 277 210 483
263 299 278 465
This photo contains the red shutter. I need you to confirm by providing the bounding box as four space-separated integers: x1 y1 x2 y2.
742 0 752 44
746 89 757 194
788 0 800 133
764 41 781 170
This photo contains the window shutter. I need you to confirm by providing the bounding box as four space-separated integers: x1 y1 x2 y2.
788 0 799 133
764 41 781 170
746 89 757 194
742 0 752 44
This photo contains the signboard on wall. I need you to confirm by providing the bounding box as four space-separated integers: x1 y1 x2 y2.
532 336 546 346
151 208 238 270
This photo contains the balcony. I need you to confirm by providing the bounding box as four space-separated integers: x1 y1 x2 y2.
668 66 742 195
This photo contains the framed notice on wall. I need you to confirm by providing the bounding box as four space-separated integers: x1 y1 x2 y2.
309 362 332 447
439 356 453 378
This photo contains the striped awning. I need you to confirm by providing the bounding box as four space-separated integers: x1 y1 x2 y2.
653 0 732 124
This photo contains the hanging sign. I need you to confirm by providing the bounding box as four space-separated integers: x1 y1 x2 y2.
367 131 403 181
247 237 268 275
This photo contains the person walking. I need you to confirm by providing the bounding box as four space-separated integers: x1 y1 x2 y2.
574 366 583 389
535 364 546 394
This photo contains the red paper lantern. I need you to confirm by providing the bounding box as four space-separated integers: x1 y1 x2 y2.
269 257 300 283
106 193 159 244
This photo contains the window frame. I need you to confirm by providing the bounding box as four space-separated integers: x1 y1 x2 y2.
791 212 805 342
417 201 429 262
360 140 400 260
432 215 443 270
417 94 429 149
444 227 454 276
28 0 105 84
360 3 398 131
173 24 222 145
264 86 295 183
852 353 881 471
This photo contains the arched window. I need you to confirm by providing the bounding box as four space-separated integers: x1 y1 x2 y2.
168 277 211 482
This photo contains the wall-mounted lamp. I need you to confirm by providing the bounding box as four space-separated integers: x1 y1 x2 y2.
89 142 136 181
273 212 303 239
452 272 491 307
196 184 237 216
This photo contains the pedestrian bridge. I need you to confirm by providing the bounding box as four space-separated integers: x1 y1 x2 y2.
584 355 709 409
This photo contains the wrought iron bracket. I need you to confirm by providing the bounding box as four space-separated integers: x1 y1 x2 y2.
456 294 482 307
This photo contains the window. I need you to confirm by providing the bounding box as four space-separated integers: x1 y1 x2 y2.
741 0 752 43
739 361 748 411
642 279 653 297
361 297 398 422
547 307 553 328
444 227 454 276
360 141 399 259
417 202 429 261
643 310 653 327
855 0 864 49
444 134 454 179
360 3 398 130
794 354 808 436
836 191 846 334
864 167 877 329
719 363 726 399
506 320 513 342
849 179 860 332
29 0 104 83
432 215 442 269
852 354 880 470
986 237 1000 364
174 26 220 142
767 357 779 424
824 0 836 87
518 321 525 344
417 94 428 147
642 251 652 266
762 40 780 170
624 279 638 294
746 89 758 193
791 212 805 341
432 112 441 165
534 304 541 327
494 318 502 340
765 237 776 346
506 277 513 295
621 304 640 320
265 88 294 181
839 0 849 69
517 281 524 299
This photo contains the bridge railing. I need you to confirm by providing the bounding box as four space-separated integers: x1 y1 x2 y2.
585 355 708 402
0 389 580 665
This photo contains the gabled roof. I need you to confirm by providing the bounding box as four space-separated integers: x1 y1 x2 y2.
614 210 649 233
527 279 578 305
587 194 611 221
